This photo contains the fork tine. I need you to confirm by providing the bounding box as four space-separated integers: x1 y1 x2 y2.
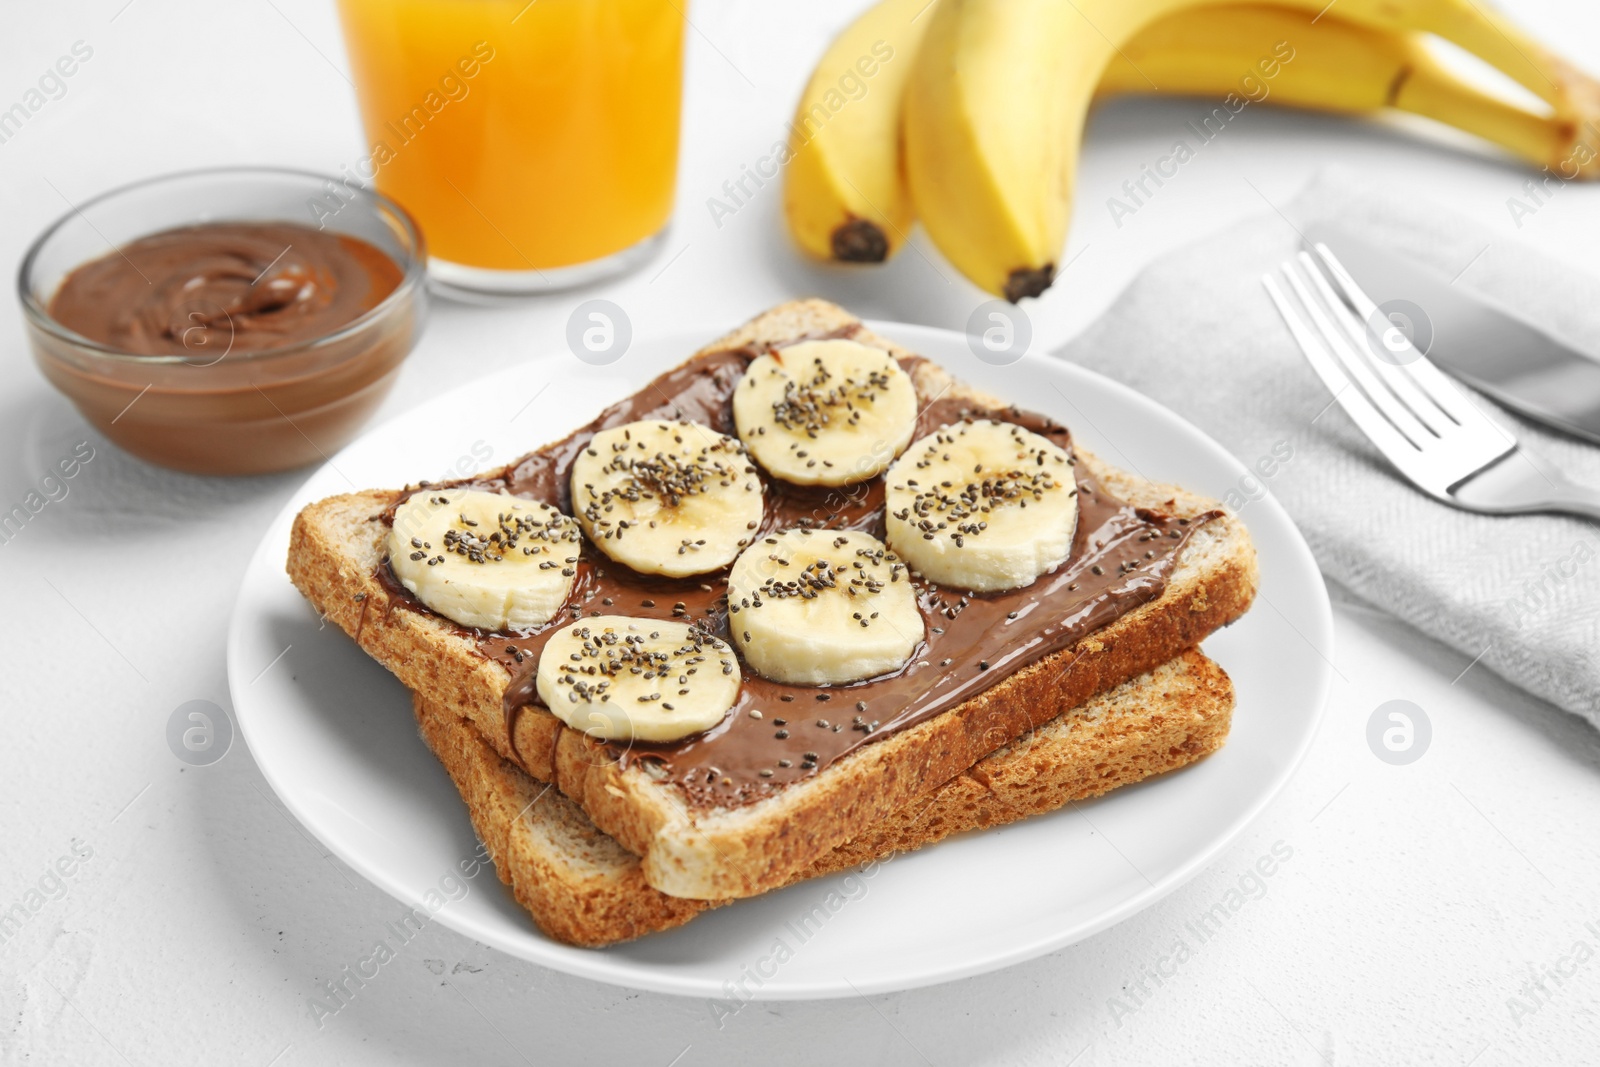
1297 251 1452 441
1281 257 1432 447
1261 273 1422 463
1308 242 1491 432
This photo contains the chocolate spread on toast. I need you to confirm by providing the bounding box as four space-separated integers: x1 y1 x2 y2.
378 327 1219 808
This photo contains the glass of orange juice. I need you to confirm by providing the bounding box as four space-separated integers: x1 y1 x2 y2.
334 0 684 298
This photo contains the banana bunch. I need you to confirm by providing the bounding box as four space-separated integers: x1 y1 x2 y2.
783 0 1600 299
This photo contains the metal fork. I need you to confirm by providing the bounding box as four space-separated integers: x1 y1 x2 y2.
1263 243 1600 521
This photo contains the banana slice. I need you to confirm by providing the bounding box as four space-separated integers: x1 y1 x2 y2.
388 488 582 631
885 419 1078 593
535 616 741 742
570 420 764 578
727 528 923 686
732 339 918 486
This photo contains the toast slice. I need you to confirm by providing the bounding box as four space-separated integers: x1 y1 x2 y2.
414 649 1233 947
288 299 1258 900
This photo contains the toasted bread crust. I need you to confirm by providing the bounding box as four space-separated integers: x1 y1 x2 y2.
413 649 1233 946
287 299 1257 900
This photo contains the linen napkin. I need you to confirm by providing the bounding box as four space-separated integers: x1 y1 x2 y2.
1057 168 1600 727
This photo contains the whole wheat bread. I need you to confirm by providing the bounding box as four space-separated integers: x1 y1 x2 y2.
414 649 1232 946
287 299 1257 900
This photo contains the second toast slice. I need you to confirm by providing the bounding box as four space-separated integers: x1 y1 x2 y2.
414 649 1234 946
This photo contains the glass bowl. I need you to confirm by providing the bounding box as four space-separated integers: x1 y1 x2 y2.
18 166 427 475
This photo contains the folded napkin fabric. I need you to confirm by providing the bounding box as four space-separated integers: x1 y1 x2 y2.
1058 168 1600 727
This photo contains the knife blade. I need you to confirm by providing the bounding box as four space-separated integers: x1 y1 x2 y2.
1302 223 1600 446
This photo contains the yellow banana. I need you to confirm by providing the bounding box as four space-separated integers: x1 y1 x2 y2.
1100 5 1573 174
904 0 1600 299
781 0 932 263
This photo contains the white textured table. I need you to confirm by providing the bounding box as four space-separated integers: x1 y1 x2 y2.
4 2 1600 1063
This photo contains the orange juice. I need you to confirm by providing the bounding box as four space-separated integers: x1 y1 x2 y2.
335 0 684 276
